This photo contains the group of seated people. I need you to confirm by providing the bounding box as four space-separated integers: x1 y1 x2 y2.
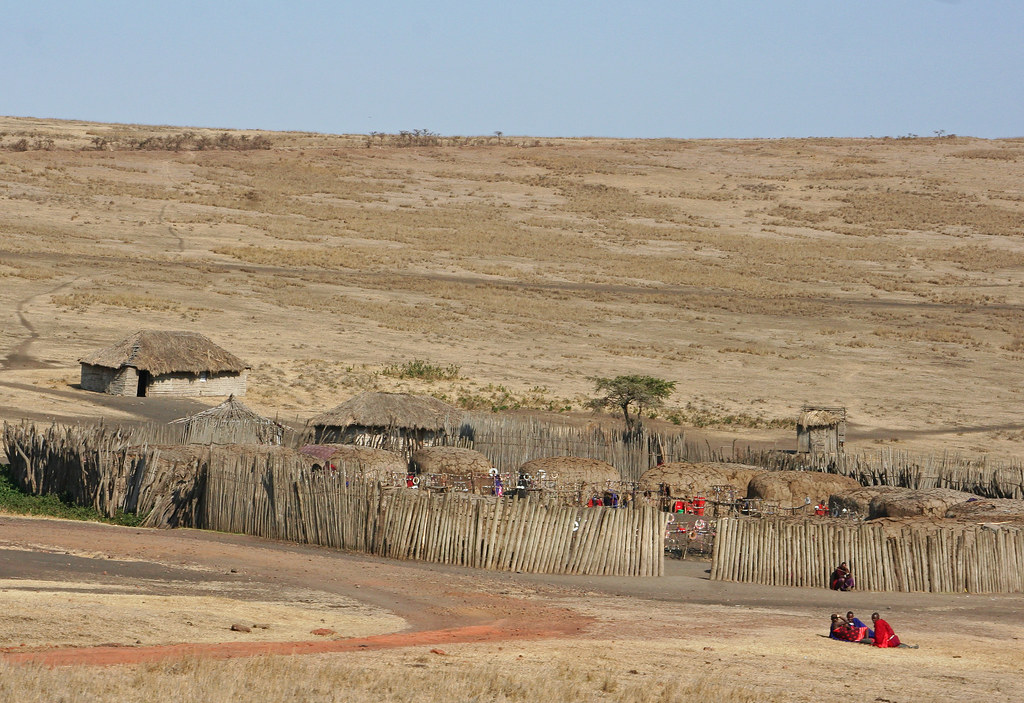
829 611 914 648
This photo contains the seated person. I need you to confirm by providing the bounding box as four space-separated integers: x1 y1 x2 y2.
846 610 874 639
829 613 866 642
830 562 855 591
870 612 901 648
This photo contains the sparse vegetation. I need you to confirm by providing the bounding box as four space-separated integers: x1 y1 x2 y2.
381 359 461 381
0 463 144 526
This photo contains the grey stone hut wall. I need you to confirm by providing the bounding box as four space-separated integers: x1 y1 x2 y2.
80 364 138 396
146 370 248 397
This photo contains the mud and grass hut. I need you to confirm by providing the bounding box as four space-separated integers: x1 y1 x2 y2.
79 330 249 397
518 456 619 498
748 470 860 510
171 395 283 445
307 392 462 455
866 487 978 519
797 406 845 453
298 444 407 482
639 461 763 499
410 446 492 475
945 498 1024 524
829 485 905 518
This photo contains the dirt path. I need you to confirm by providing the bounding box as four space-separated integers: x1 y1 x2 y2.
2 515 1021 670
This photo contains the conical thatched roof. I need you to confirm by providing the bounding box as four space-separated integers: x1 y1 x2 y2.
307 392 461 431
79 330 248 376
170 395 278 427
798 409 841 428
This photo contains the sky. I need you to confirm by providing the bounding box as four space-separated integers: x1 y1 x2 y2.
2 1 1022 139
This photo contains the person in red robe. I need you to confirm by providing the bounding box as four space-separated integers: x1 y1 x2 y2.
870 612 900 648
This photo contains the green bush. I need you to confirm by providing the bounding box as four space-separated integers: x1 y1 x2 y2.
0 464 146 526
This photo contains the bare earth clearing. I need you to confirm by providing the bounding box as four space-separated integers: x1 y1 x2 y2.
0 516 1021 702
1 117 1024 458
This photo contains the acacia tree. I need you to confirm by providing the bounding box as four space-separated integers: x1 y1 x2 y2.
587 375 676 435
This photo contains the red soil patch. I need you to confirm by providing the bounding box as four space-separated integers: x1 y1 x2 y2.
3 620 582 667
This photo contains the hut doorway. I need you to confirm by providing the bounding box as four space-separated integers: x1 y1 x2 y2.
136 371 150 397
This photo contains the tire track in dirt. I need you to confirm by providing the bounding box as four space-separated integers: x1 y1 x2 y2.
158 204 185 253
0 278 79 371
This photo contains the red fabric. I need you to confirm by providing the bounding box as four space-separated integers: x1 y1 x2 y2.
873 619 900 648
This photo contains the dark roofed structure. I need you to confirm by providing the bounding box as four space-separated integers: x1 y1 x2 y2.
79 330 249 397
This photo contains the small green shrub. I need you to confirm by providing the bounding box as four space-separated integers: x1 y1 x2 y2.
0 464 146 526
380 359 461 381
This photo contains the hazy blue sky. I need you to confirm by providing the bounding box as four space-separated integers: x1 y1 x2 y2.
3 1 1021 138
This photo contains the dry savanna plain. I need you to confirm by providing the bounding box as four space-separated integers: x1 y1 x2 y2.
1 117 1024 701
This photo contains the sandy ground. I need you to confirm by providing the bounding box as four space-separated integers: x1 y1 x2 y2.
1 515 1022 702
2 118 1024 462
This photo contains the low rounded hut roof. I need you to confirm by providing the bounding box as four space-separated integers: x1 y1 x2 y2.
298 444 407 480
410 446 492 475
829 485 905 517
945 498 1024 523
639 462 764 497
748 470 860 509
307 392 461 430
798 410 841 429
79 330 248 375
867 487 979 519
519 457 619 488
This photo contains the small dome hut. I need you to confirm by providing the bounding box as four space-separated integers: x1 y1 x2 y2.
307 392 462 455
945 499 1024 524
829 485 905 518
518 456 619 493
298 444 407 481
171 395 284 445
411 446 494 493
410 446 492 475
867 487 978 519
748 470 860 510
639 462 763 500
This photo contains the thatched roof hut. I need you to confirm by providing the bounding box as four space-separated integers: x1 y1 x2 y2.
307 392 462 453
748 470 860 509
79 330 249 397
797 405 846 453
171 395 283 445
298 444 407 481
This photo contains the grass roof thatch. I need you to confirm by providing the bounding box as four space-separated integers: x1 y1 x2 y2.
798 409 841 428
79 330 248 376
170 395 279 428
307 392 461 431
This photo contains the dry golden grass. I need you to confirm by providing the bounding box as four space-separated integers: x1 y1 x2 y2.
2 117 1024 457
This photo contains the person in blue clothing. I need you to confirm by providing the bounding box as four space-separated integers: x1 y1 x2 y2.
846 610 874 639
